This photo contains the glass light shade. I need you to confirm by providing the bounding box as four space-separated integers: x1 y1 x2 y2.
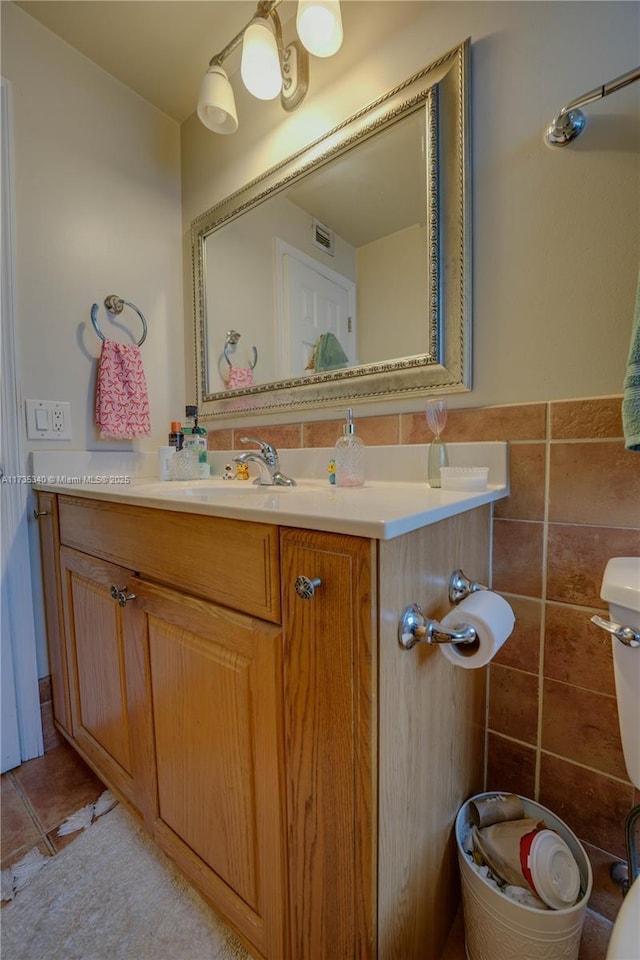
296 0 343 57
241 18 282 100
197 66 238 134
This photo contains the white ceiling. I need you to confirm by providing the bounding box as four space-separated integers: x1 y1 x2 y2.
13 0 297 123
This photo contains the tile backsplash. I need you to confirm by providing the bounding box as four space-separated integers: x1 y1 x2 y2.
207 394 640 880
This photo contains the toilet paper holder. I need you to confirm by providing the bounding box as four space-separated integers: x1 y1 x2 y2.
398 569 488 651
449 569 488 604
398 603 477 651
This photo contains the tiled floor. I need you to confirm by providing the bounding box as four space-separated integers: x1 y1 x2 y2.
1 741 105 874
2 742 617 959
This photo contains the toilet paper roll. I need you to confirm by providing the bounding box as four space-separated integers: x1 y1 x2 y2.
439 590 515 669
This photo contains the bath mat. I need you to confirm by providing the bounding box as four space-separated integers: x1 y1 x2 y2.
1 789 117 903
1 803 249 960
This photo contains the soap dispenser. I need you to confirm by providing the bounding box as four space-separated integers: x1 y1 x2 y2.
182 404 210 478
335 408 365 487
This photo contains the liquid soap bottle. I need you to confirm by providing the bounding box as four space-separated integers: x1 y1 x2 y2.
182 405 210 478
335 408 365 487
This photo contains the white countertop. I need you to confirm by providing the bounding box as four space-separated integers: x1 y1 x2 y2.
31 443 508 540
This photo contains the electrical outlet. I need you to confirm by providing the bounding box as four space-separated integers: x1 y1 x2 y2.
52 408 65 432
25 400 72 440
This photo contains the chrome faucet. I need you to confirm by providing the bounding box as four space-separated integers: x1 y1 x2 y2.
232 437 296 486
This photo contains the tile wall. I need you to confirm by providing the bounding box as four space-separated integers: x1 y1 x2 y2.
208 394 640 903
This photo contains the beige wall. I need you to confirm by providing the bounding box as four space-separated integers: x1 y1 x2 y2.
357 223 426 364
2 3 183 673
182 0 640 418
2 2 184 453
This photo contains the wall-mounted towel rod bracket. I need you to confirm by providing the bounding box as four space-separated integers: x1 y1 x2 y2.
398 602 477 651
91 295 148 347
545 65 640 147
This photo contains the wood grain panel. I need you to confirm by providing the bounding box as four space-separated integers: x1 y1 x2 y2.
60 546 137 805
35 492 71 734
129 578 288 960
58 496 280 622
280 528 377 960
377 507 490 960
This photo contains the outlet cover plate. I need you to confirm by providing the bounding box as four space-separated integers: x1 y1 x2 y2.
25 400 72 440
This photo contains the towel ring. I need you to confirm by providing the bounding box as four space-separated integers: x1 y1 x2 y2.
91 295 147 347
223 329 257 370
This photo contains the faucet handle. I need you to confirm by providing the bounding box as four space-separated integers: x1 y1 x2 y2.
239 436 277 462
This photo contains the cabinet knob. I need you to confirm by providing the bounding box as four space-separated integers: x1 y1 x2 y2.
110 585 136 607
294 575 322 600
33 509 48 518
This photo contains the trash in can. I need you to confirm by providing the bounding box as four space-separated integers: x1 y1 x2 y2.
455 792 593 960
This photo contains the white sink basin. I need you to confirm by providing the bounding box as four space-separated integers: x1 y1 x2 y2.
139 480 289 498
606 874 640 959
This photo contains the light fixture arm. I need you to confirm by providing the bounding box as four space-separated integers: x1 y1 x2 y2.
207 0 307 112
208 0 282 68
268 7 308 111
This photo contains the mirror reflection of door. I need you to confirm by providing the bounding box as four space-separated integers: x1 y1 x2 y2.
276 242 356 378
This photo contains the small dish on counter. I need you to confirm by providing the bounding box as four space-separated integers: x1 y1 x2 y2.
440 467 489 491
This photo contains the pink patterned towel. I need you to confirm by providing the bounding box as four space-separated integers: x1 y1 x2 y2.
226 366 255 389
95 339 151 440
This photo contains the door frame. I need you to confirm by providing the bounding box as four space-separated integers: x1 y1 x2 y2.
1 77 44 771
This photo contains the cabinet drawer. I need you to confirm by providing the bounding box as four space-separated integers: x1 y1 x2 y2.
58 496 280 622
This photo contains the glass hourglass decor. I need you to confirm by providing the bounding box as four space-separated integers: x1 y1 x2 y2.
425 398 449 487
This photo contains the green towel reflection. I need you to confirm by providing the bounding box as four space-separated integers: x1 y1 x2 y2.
314 332 349 372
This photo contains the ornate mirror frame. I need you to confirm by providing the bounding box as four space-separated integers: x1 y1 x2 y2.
192 39 470 420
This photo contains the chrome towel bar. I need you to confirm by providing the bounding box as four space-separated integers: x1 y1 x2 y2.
545 65 640 146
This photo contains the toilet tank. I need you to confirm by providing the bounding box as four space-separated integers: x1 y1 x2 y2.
601 557 640 623
600 557 640 789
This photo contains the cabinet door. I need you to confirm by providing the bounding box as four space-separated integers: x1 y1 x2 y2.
128 577 288 960
35 493 71 735
280 529 377 960
60 546 140 808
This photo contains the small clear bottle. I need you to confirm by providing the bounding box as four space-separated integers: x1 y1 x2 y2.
335 408 365 487
427 437 449 487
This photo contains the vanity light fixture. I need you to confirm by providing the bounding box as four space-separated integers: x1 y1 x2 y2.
197 0 342 134
296 0 343 58
241 15 283 100
197 65 239 134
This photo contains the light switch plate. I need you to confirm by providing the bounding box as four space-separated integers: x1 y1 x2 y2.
25 399 72 440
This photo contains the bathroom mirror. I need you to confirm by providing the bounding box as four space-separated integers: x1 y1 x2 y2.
192 39 470 420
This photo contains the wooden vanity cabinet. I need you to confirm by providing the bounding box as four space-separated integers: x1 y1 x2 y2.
280 529 377 960
45 495 288 960
127 576 287 960
59 545 141 811
280 508 489 960
35 491 71 737
38 493 490 960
